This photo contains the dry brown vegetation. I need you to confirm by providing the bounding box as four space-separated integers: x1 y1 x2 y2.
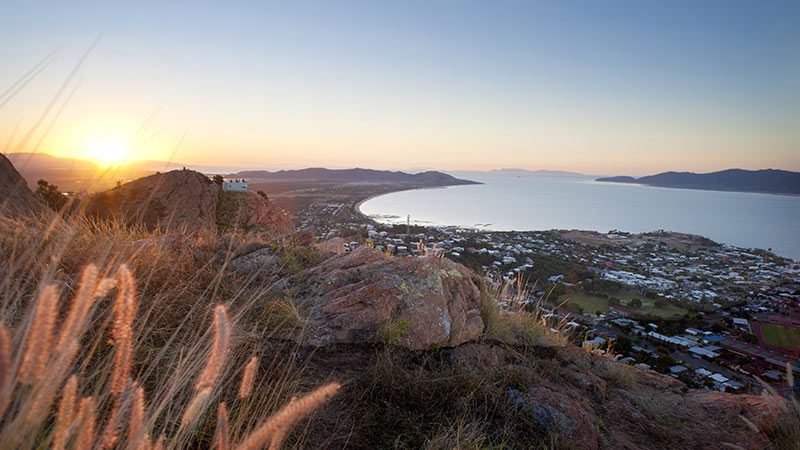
0 213 339 449
757 365 800 450
480 277 569 349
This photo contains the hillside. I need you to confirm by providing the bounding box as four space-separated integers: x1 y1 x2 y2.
83 169 289 233
597 169 800 195
84 169 221 232
0 153 44 215
231 167 479 186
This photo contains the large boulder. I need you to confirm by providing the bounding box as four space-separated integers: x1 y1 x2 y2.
297 247 486 350
0 153 44 216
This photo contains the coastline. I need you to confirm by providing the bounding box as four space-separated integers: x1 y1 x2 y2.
353 179 799 262
352 183 469 223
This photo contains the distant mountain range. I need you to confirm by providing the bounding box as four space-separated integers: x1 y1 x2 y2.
4 152 188 191
486 168 589 177
230 167 479 186
5 153 479 191
597 169 800 195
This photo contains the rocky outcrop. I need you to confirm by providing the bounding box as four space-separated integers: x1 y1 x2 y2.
314 237 346 255
216 190 290 233
86 170 219 232
503 371 781 449
0 153 43 216
229 246 282 282
296 247 486 350
85 171 290 234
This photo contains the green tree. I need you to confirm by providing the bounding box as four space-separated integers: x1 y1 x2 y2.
613 336 633 354
35 179 66 211
628 298 643 308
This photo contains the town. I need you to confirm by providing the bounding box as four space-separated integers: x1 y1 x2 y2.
311 207 800 396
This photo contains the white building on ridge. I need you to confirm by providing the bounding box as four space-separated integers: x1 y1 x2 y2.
222 179 248 192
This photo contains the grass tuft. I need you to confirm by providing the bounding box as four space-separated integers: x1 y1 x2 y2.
0 215 341 449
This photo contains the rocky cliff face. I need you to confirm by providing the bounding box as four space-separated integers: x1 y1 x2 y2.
217 190 291 233
292 247 486 350
0 153 43 216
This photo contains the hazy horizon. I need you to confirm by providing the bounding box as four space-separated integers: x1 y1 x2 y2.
2 1 799 175
8 150 800 179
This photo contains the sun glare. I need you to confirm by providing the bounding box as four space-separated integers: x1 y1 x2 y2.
86 137 130 166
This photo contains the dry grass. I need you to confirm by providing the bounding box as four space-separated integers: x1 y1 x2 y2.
720 365 800 450
602 359 637 389
236 381 341 450
0 214 340 449
423 420 488 449
239 356 258 399
349 348 559 449
480 277 569 349
755 364 800 450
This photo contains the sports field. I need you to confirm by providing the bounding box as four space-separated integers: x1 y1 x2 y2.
760 324 800 351
560 293 687 319
563 294 609 315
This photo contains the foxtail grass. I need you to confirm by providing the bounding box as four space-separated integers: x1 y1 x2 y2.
235 381 341 450
216 403 230 450
74 396 97 449
51 375 77 450
239 356 258 399
17 285 58 383
0 261 339 449
110 265 136 395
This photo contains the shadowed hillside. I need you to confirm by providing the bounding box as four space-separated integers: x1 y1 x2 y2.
81 169 290 234
0 153 44 216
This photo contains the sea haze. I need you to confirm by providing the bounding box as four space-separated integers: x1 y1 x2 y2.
360 172 800 261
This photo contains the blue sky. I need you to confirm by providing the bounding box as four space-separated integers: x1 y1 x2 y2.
1 0 798 174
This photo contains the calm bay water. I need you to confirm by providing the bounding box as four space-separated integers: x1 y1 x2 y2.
360 173 800 261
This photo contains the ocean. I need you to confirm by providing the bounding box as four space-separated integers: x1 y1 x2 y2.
359 172 800 261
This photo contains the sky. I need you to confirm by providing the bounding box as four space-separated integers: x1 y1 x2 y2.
1 0 798 175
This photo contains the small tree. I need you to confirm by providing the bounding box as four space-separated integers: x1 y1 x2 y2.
212 174 224 185
613 336 633 354
628 298 643 308
35 179 66 211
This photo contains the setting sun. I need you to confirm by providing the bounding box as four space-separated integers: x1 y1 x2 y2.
85 137 129 166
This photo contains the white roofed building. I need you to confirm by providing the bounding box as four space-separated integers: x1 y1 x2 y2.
223 179 248 192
